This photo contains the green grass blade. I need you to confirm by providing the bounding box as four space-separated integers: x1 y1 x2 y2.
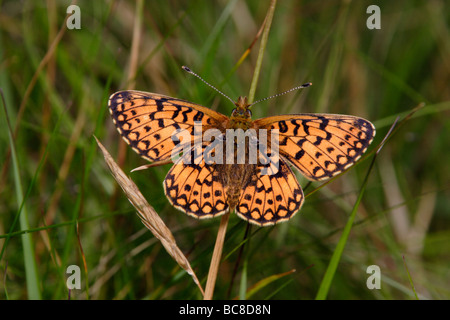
1 92 41 300
315 165 372 300
244 269 296 300
402 255 419 300
200 0 238 63
238 258 248 300
315 117 397 300
248 0 277 103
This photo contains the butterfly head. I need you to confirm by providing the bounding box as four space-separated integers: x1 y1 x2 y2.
231 96 252 120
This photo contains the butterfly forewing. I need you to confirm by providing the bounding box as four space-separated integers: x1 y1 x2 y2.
253 114 375 181
108 90 229 162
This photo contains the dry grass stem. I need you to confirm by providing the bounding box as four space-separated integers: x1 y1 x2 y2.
204 211 231 300
95 136 204 296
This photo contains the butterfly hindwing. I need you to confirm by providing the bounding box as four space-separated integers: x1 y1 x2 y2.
235 144 304 226
164 143 229 219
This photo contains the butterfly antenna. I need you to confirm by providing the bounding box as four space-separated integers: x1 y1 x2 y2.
182 66 236 105
249 82 312 108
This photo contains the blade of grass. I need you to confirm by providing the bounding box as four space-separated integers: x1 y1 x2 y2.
200 0 238 63
240 269 296 300
248 0 277 104
2 261 8 299
219 5 267 86
238 231 250 300
126 0 143 90
14 0 76 137
315 117 398 300
226 223 251 299
316 3 348 113
402 255 419 300
1 91 41 299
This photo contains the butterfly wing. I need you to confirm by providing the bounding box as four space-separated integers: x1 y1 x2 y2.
164 143 229 219
253 114 375 181
235 152 304 226
109 90 229 162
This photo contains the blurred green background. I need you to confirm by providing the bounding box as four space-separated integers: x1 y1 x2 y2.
0 0 449 300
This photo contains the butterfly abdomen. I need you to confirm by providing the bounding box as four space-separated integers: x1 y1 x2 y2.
215 163 240 210
215 162 256 211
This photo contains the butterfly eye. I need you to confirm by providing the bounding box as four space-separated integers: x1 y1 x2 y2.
246 109 252 118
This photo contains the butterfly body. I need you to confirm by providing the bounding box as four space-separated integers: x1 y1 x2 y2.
109 90 375 226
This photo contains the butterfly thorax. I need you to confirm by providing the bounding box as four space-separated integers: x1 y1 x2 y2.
229 96 252 130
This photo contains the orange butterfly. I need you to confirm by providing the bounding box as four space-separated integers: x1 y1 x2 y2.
109 67 375 226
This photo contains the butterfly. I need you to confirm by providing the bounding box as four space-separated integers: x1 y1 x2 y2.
108 67 375 226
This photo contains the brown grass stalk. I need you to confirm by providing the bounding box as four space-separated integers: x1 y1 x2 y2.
203 211 231 300
95 136 204 297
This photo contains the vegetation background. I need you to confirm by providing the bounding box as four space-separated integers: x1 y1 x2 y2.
0 0 449 300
